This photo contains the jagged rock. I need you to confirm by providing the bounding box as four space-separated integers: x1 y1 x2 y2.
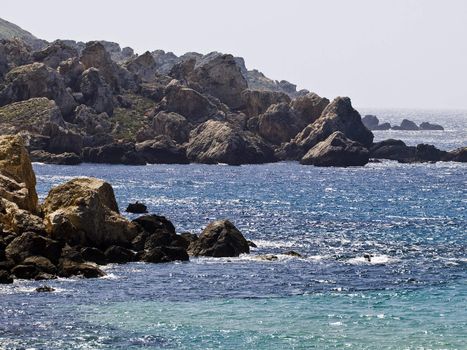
255 103 302 144
11 264 40 279
188 220 249 257
99 41 135 63
29 150 82 165
82 142 146 165
415 144 447 162
152 111 191 144
173 52 248 109
42 178 138 248
151 50 180 75
0 198 45 234
141 246 189 263
80 41 136 92
241 89 291 116
32 40 78 69
278 97 373 160
161 81 218 123
0 62 76 116
125 51 158 82
370 139 416 161
73 105 112 135
392 119 419 130
80 247 107 265
0 270 13 284
0 135 38 213
0 38 33 80
300 131 369 167
5 231 62 264
289 92 329 127
419 122 444 130
126 202 148 214
58 57 84 91
135 136 189 164
186 120 275 165
23 255 57 274
36 285 55 292
79 68 114 115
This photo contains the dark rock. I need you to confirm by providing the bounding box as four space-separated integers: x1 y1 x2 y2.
0 270 13 284
444 147 467 162
126 202 148 214
135 136 189 164
392 119 419 130
29 150 82 165
32 40 78 69
374 122 391 130
415 144 447 162
58 57 84 90
186 120 275 165
370 139 416 161
104 245 135 263
141 246 189 263
81 247 107 265
188 220 250 257
11 264 40 279
362 115 379 130
5 232 62 264
23 255 57 274
419 122 444 130
58 258 105 278
284 250 303 257
82 142 146 165
35 285 55 292
247 240 257 248
300 131 369 167
133 215 176 235
42 122 83 154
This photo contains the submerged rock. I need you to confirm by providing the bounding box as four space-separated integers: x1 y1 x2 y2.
35 285 55 292
188 220 250 257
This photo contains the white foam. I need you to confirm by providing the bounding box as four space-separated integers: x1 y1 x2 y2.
347 254 395 265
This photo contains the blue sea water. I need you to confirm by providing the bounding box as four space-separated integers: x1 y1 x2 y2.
1 110 466 349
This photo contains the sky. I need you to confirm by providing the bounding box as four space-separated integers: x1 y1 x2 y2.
2 0 467 109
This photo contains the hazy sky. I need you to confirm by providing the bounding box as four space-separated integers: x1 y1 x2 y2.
2 0 467 109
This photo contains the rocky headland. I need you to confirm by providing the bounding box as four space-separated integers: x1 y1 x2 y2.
0 19 464 167
0 135 252 283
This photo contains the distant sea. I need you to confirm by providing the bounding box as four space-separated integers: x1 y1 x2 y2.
1 109 466 349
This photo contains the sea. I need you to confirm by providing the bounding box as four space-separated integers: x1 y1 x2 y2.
1 109 466 349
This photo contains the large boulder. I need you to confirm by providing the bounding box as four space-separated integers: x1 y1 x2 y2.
173 52 248 109
5 231 62 264
278 97 373 160
186 120 275 165
241 89 291 117
0 62 76 116
79 68 114 115
73 105 112 135
135 136 189 164
80 41 136 92
152 111 191 144
82 142 145 165
369 139 416 161
392 119 419 130
0 38 33 80
188 220 249 257
289 92 329 127
58 57 85 90
0 135 38 213
419 122 444 131
300 131 369 166
161 81 218 123
255 103 303 144
445 147 467 162
42 178 138 248
42 122 83 155
32 40 79 69
124 51 158 82
29 150 82 165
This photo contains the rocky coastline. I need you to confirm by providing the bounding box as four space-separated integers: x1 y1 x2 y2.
0 135 252 284
0 19 465 168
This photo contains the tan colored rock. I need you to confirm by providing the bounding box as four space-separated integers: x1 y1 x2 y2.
0 135 38 213
42 178 138 248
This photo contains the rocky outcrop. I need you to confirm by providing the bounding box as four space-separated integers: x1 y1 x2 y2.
370 139 415 161
29 150 82 165
300 131 369 166
278 97 373 160
289 92 329 127
392 119 419 130
124 51 157 82
188 220 249 257
82 142 145 165
445 147 467 162
0 135 38 213
73 104 112 135
135 136 189 164
42 178 138 248
0 62 76 116
32 40 78 69
186 120 275 165
152 111 191 144
79 68 114 115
